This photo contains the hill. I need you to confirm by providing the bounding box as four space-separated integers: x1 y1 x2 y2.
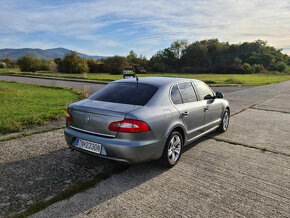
0 48 105 60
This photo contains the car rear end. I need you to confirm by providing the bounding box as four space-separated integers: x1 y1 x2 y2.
64 81 164 163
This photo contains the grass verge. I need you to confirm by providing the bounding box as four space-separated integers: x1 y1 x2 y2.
1 69 290 85
0 81 81 135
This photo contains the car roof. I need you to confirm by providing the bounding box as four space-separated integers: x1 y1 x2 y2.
114 77 200 87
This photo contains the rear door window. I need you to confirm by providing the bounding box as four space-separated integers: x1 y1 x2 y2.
178 82 198 103
171 85 183 104
89 82 158 106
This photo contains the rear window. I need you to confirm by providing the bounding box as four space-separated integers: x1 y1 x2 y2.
89 82 158 106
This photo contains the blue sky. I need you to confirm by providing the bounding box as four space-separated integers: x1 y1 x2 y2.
0 0 289 57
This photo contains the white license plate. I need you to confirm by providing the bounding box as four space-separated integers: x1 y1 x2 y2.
75 138 102 154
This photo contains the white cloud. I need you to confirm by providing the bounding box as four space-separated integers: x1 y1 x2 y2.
0 0 289 56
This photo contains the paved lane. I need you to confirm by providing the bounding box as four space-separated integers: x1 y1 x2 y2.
0 75 253 95
33 139 290 218
0 75 105 94
1 76 290 217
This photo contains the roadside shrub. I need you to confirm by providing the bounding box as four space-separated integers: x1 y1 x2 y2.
223 64 244 74
2 58 18 68
224 78 243 84
151 62 169 73
252 64 265 73
60 51 89 74
103 56 129 74
17 55 39 72
48 60 57 72
203 80 216 84
0 63 4 68
87 59 104 73
272 61 287 72
17 55 51 72
242 63 255 74
38 59 50 71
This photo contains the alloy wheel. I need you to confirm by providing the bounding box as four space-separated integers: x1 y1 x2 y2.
168 135 182 164
223 112 229 131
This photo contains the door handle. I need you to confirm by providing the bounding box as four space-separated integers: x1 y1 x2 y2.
204 106 209 112
182 111 189 116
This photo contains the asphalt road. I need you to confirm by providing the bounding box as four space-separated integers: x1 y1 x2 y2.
0 75 105 95
0 75 252 95
0 76 290 217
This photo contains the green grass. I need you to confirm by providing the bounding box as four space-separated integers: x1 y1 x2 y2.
0 68 20 72
0 81 81 135
1 68 290 85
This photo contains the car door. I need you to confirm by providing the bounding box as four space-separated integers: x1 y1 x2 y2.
193 81 223 131
171 82 204 140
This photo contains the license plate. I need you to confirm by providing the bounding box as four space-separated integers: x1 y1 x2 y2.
75 138 102 154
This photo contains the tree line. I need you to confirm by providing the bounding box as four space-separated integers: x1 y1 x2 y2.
149 39 289 74
1 39 289 74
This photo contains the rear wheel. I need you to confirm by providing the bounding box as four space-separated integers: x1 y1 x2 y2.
217 109 230 132
161 131 183 167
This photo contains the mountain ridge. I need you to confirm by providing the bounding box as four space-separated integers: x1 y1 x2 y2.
0 48 105 60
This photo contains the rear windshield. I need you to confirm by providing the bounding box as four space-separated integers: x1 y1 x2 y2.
89 82 158 106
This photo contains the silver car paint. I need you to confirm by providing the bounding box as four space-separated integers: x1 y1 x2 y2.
64 77 230 163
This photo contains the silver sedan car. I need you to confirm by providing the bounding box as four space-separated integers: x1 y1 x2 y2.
65 77 230 167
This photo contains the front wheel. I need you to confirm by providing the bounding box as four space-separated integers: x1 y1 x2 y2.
217 109 230 132
161 131 183 167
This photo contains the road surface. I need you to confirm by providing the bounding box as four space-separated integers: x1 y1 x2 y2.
0 76 289 217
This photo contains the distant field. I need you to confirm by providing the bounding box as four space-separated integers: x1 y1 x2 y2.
0 81 81 135
1 69 290 85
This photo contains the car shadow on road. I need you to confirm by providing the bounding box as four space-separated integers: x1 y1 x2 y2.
1 136 210 217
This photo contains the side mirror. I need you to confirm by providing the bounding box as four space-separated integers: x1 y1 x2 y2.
215 92 224 99
204 94 215 100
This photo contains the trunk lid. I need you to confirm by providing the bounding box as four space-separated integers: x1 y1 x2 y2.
69 99 141 137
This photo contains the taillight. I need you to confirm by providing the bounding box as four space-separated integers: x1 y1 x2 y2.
66 109 73 122
108 119 151 133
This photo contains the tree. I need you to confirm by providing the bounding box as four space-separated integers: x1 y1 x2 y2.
243 63 255 74
148 38 289 74
17 55 39 72
272 61 286 72
60 51 89 74
103 56 129 74
48 60 57 72
127 50 138 63
87 59 104 73
170 39 189 59
4 58 18 68
127 50 148 69
17 55 51 72
181 42 210 68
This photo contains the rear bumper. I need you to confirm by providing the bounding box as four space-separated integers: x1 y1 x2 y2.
64 127 164 164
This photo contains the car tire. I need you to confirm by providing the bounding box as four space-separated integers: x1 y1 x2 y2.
161 131 183 167
217 109 230 132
